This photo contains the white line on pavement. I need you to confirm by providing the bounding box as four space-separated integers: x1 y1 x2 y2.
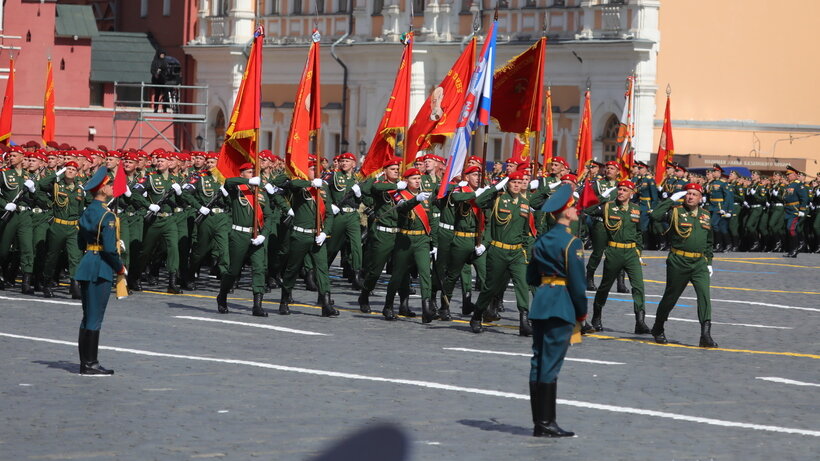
641 295 819 313
3 331 817 437
626 314 792 330
173 316 328 336
442 347 626 365
756 377 820 388
0 295 81 306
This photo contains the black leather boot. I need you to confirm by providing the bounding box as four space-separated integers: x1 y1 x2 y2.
304 270 318 292
351 270 364 290
616 271 629 293
42 280 54 298
21 273 35 295
70 279 82 299
591 305 603 332
749 239 761 252
167 272 183 294
80 329 113 375
483 299 501 322
580 321 595 335
421 298 435 324
462 292 475 316
278 289 291 315
429 296 440 320
585 268 596 291
321 292 339 317
699 320 718 348
494 294 505 312
358 290 371 313
634 310 650 334
252 293 268 317
182 269 197 291
216 280 230 314
469 310 484 333
786 235 799 258
438 294 451 321
533 382 574 437
519 310 533 337
651 322 668 344
77 328 87 372
773 237 783 252
398 297 415 318
382 301 397 321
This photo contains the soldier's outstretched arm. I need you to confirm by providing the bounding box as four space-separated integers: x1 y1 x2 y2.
650 198 674 221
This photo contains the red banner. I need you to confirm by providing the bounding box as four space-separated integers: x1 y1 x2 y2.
112 159 127 198
214 27 264 182
404 38 476 167
490 37 545 134
359 33 413 178
286 30 322 180
41 59 55 144
0 58 14 145
576 90 592 178
654 95 674 181
542 87 553 167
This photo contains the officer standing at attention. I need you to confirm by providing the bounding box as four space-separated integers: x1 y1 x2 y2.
782 165 809 257
75 167 125 375
707 165 734 252
650 183 718 348
526 183 587 438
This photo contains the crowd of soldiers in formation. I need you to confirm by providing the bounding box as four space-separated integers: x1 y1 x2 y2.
1 139 818 336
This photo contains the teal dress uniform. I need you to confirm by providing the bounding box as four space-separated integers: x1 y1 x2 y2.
707 176 734 251
783 177 809 257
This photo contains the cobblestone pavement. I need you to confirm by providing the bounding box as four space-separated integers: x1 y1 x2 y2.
1 251 819 460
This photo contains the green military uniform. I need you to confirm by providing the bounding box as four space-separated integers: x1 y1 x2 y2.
28 169 52 290
782 177 809 257
728 179 744 251
0 165 35 292
743 180 768 251
585 177 617 288
120 172 151 272
183 170 231 287
650 195 717 347
707 175 734 252
767 182 786 251
38 172 85 297
812 185 820 251
172 170 196 278
325 169 363 285
357 178 402 313
532 174 561 235
634 172 658 237
588 199 647 333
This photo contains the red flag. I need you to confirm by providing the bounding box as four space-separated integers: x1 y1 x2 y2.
214 27 264 182
286 29 322 180
575 90 592 178
511 133 528 162
0 58 14 146
577 178 600 210
490 37 545 134
616 76 635 180
359 33 413 178
654 95 674 181
404 38 476 166
542 87 553 166
112 159 127 197
41 59 55 144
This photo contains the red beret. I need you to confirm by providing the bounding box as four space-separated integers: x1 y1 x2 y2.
468 156 483 164
106 150 122 159
551 156 569 168
561 173 578 183
46 141 59 149
382 157 401 168
402 167 422 178
191 151 207 158
25 140 41 148
207 152 219 160
425 154 445 163
684 183 703 194
505 157 519 165
618 180 636 190
516 162 531 171
10 145 25 153
463 165 481 175
337 152 356 162
124 153 140 162
508 170 526 180
238 162 254 172
605 160 619 168
270 154 282 162
64 161 79 169
258 149 272 158
151 148 166 156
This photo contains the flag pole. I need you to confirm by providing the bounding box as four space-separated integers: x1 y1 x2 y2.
531 34 546 177
480 6 499 187
313 22 324 235
252 26 263 239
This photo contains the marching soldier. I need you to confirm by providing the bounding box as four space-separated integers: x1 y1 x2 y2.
767 172 786 252
707 165 734 252
727 170 744 251
0 146 37 293
782 165 809 257
119 152 150 276
325 152 364 289
584 160 619 290
632 160 658 249
649 183 718 348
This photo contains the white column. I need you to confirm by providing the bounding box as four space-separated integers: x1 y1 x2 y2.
576 0 594 39
229 0 256 44
423 1 440 42
383 2 401 42
353 0 371 37
438 1 452 42
196 0 209 43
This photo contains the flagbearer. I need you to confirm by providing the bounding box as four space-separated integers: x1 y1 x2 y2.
585 160 619 290
526 184 587 438
75 167 125 375
325 152 364 288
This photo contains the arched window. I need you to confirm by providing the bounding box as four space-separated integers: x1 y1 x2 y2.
601 114 620 162
60 58 66 70
213 109 226 148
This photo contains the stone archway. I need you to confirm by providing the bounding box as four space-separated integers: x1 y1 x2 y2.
601 114 620 162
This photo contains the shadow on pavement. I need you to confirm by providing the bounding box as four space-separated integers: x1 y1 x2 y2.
32 360 78 374
458 418 531 436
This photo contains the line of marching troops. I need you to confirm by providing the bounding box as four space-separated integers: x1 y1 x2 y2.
1 140 818 338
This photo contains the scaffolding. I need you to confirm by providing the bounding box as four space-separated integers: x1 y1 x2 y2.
112 82 208 151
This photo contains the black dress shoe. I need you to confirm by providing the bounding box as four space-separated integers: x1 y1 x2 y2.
469 311 484 333
580 322 595 335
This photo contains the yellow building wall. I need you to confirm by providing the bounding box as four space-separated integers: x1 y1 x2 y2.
654 0 820 175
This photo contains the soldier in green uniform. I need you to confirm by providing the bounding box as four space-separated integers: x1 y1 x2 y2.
325 152 364 289
0 146 37 293
526 183 587 438
633 160 658 249
381 168 437 321
586 180 649 334
743 171 768 251
39 161 85 298
274 160 338 317
531 156 566 235
649 183 718 348
469 171 535 336
782 165 809 257
767 172 786 252
584 161 619 290
727 170 744 251
421 154 445 313
25 151 52 292
213 163 270 316
75 167 125 375
707 165 734 252
118 152 150 277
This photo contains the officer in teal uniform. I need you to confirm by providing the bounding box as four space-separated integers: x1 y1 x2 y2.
525 184 587 438
75 167 125 375
782 165 809 257
632 160 658 248
707 164 734 252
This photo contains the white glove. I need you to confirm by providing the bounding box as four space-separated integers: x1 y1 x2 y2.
124 186 132 198
315 232 327 246
475 186 489 196
701 197 707 204
640 257 645 265
772 190 779 197
797 211 805 217
548 181 561 190
743 201 749 208
670 191 687 201
708 265 713 277
287 208 295 217
198 206 210 215
148 204 161 213
311 178 323 188
118 239 126 252
662 192 669 199
474 244 486 256
220 186 229 197
415 192 430 202
573 192 580 199
248 176 261 186
657 185 664 192
458 180 468 188
602 187 617 197
4 203 16 212
749 188 756 195
251 235 266 246
55 167 67 177
171 183 182 196
495 177 509 191
529 179 539 190
24 179 36 193
264 183 276 194
331 204 340 215
430 247 438 260
396 180 408 191
765 202 770 207
724 213 732 218
352 184 362 198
